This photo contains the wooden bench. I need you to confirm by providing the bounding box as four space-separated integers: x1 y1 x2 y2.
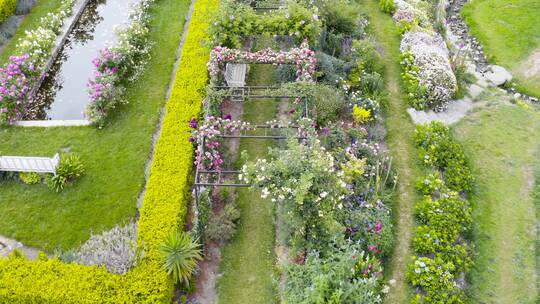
0 154 60 175
225 63 248 87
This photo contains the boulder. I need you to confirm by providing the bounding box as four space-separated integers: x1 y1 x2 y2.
485 65 512 86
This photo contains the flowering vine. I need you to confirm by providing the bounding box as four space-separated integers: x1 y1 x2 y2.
208 41 317 84
189 116 255 175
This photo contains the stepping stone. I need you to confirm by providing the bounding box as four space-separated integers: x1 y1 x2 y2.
484 65 512 86
468 84 484 99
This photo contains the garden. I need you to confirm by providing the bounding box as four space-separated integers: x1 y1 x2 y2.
0 0 538 303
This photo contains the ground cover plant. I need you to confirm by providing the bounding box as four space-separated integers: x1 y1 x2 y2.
462 0 540 98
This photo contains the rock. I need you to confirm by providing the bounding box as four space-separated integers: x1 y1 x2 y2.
469 84 484 98
485 65 513 86
513 93 521 99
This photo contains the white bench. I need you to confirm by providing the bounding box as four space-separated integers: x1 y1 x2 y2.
225 63 247 87
0 154 60 175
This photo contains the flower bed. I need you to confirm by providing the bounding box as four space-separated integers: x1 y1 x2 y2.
381 0 458 111
400 30 457 111
0 0 76 124
0 0 217 301
408 122 474 303
86 0 156 127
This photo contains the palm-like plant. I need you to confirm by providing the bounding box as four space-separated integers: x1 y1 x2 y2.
158 231 203 286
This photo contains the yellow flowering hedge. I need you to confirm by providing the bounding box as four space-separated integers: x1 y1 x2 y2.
0 0 16 24
0 0 217 302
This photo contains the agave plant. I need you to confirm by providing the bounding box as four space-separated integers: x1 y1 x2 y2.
158 231 203 286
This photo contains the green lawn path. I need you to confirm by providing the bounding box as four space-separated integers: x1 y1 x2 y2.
454 102 539 304
364 1 420 303
217 41 277 303
0 0 191 251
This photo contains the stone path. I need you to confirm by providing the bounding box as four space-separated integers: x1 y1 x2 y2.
0 235 40 260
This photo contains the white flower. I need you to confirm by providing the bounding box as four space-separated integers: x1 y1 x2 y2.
261 188 270 199
320 191 328 198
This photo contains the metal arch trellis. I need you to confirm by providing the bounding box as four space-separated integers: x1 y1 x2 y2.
192 124 308 204
209 85 310 118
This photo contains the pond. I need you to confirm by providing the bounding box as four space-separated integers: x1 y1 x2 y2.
27 0 140 120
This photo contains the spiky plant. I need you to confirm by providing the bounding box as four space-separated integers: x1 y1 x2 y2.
158 231 203 286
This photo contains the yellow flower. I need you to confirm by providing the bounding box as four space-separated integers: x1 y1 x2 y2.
352 105 372 124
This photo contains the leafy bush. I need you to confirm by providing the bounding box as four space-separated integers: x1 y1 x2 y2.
206 201 240 242
74 222 140 274
15 0 37 15
158 231 203 286
47 154 85 192
320 0 362 36
415 122 473 192
284 242 384 304
408 256 467 304
379 0 396 14
309 84 346 126
19 172 41 185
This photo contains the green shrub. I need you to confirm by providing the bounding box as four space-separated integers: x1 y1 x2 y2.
19 172 41 185
206 201 240 242
0 0 16 24
158 231 203 286
47 154 85 192
320 0 362 35
310 84 347 126
415 122 473 192
408 256 466 304
379 0 396 14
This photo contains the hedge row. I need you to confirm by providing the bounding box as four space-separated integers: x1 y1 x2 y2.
408 122 474 304
0 0 15 24
0 0 218 302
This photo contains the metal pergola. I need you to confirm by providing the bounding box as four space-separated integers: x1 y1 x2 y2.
193 124 306 204
211 85 310 117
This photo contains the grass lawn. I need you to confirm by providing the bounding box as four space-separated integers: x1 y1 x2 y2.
462 0 540 97
217 42 278 303
364 1 420 303
453 96 539 303
0 0 191 251
0 0 64 63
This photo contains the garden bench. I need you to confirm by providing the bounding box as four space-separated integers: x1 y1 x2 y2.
0 154 60 175
225 63 247 87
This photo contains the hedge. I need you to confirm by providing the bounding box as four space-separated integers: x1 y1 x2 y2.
0 0 218 302
0 0 15 24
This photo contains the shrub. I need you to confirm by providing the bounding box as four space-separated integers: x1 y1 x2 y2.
415 122 473 192
408 256 466 304
310 84 346 126
0 0 16 24
158 231 203 286
320 0 362 35
19 172 41 185
379 0 396 14
206 201 240 242
74 222 140 274
47 154 85 192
